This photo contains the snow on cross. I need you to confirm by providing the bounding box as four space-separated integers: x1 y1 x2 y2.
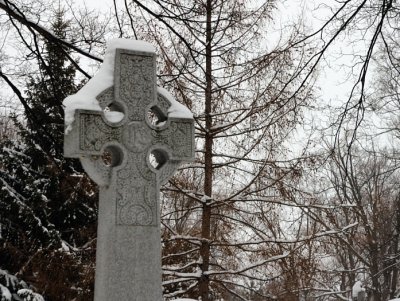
63 38 192 133
63 39 195 300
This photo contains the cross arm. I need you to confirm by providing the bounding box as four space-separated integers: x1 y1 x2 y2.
64 109 124 186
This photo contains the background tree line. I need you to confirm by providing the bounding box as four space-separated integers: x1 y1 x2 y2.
0 0 400 300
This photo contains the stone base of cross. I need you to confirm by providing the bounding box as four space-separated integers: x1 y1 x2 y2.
64 40 194 300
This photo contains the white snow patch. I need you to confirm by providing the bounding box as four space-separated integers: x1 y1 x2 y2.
0 284 11 301
17 289 44 301
63 38 156 132
352 281 365 297
60 240 70 252
174 299 197 301
158 87 193 119
200 195 213 203
103 110 124 123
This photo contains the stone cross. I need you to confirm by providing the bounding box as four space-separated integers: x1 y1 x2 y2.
64 48 194 300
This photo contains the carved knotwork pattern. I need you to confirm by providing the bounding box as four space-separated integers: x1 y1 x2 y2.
116 154 157 226
172 122 193 157
152 121 193 158
80 113 121 152
122 122 152 153
97 86 114 109
120 54 153 121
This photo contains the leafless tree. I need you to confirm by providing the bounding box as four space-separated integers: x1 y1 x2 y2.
308 141 400 300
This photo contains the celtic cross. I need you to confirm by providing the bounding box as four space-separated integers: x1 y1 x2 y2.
64 47 194 300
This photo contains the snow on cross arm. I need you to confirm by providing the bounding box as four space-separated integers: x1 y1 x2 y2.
63 38 193 133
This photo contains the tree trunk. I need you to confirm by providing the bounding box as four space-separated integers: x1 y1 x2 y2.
199 1 213 300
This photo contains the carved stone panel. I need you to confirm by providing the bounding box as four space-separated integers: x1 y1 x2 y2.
117 52 155 121
152 120 194 159
122 122 152 153
116 153 157 226
79 112 122 153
